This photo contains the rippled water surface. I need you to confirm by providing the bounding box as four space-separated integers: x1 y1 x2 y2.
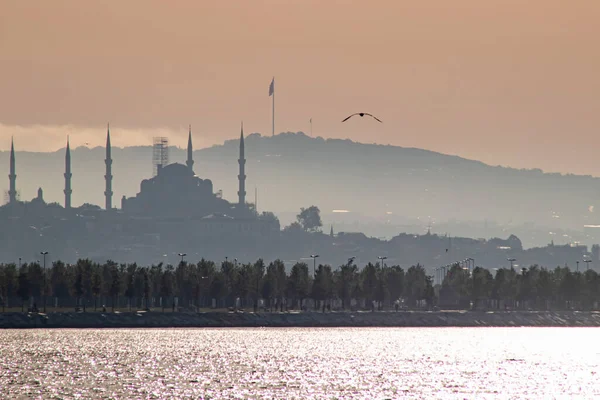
1 327 599 399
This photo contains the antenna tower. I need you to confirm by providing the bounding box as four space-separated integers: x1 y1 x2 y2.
152 137 169 176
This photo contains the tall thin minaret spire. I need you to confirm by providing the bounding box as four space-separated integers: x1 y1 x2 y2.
238 122 246 206
104 123 113 210
186 124 194 173
8 137 16 204
64 136 72 209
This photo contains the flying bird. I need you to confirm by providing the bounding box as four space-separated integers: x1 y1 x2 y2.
342 113 382 123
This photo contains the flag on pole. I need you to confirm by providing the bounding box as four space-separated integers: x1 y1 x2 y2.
269 77 274 96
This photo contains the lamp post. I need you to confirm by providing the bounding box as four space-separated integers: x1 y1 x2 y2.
200 275 209 308
310 254 320 277
255 264 260 312
178 253 187 265
377 256 387 267
576 260 580 272
40 251 48 313
584 259 592 271
507 258 516 269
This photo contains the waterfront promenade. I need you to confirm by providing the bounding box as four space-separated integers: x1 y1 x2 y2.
2 310 600 329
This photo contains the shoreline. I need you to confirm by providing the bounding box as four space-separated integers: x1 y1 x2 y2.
2 310 600 329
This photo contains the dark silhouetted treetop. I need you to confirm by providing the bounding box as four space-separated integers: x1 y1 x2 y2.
297 206 322 232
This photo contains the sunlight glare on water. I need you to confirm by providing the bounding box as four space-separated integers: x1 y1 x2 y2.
0 327 599 399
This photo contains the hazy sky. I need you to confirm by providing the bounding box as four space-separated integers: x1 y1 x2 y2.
1 1 599 175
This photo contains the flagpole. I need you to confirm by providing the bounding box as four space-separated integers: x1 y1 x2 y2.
272 78 275 137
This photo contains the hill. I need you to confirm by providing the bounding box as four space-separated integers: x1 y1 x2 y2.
1 132 598 242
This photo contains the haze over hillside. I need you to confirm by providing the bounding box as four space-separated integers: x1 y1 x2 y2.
2 2 600 177
2 132 599 247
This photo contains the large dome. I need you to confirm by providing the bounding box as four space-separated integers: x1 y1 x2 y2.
159 163 194 178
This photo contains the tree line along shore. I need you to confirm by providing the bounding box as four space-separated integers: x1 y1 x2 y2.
1 258 599 314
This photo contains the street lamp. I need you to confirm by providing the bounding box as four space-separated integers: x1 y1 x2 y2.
178 253 187 264
310 254 320 277
200 275 209 308
507 258 516 269
255 264 261 312
576 260 580 272
40 251 48 313
584 259 592 270
377 256 387 267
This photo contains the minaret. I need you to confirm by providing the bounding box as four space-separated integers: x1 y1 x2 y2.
186 124 194 173
185 125 194 172
8 137 17 204
237 122 246 206
64 137 72 209
104 123 113 210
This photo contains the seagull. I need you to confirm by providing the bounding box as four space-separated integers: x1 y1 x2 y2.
342 113 382 123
